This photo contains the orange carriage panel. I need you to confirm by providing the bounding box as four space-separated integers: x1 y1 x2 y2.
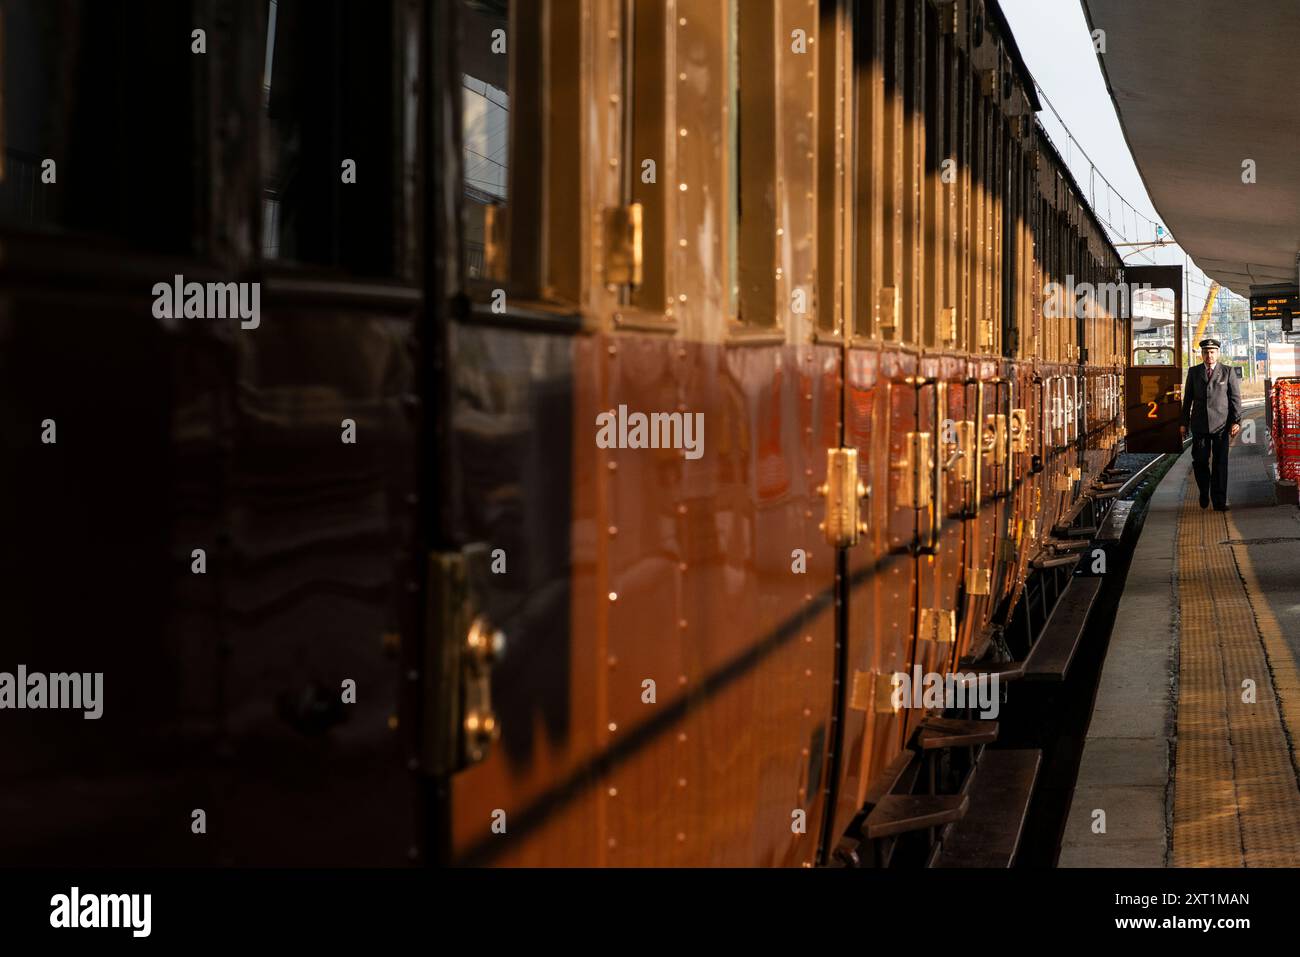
826 344 918 835
601 338 839 867
913 353 966 684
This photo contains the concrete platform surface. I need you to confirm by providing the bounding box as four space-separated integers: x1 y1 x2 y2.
1061 406 1300 867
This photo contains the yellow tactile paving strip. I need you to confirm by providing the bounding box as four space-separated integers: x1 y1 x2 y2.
1172 470 1300 866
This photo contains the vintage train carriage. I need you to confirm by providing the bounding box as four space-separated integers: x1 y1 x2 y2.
434 0 1127 867
0 0 1128 868
1 0 427 864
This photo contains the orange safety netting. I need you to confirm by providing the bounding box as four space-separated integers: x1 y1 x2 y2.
1271 377 1300 483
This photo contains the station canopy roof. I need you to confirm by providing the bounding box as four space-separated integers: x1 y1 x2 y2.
1081 0 1300 298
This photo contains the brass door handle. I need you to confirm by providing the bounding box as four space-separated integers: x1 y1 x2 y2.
463 615 506 763
921 381 946 554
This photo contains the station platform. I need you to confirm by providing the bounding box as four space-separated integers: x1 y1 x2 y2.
1061 407 1300 866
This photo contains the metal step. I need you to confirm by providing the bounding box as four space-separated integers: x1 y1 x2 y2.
1022 576 1104 681
863 794 969 840
931 749 1043 867
917 717 999 750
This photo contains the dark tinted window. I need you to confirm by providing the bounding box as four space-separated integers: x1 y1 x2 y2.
0 0 200 250
261 0 399 276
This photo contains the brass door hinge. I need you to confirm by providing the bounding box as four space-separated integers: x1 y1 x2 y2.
849 670 901 714
937 0 958 35
966 567 991 595
819 447 868 548
604 202 644 287
941 306 958 346
920 608 956 644
878 286 899 338
979 318 994 349
483 204 509 281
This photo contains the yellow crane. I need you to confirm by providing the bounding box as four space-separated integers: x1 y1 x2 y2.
1191 281 1221 362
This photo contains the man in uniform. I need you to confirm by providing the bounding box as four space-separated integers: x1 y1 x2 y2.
1180 338 1242 510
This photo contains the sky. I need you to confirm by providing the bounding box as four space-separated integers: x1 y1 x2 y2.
999 0 1223 320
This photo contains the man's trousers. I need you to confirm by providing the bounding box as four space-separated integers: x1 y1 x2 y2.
1191 427 1231 505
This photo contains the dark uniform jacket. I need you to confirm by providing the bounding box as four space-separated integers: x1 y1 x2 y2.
1181 362 1241 434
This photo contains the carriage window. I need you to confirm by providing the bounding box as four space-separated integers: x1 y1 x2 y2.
622 0 667 316
0 0 199 250
262 0 400 277
459 0 510 282
730 0 777 328
456 0 575 303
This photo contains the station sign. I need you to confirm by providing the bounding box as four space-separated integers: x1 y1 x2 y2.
1249 284 1299 323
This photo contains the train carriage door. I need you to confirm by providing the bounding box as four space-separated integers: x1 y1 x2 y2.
1124 265 1184 453
908 0 967 748
433 0 599 867
816 0 925 856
